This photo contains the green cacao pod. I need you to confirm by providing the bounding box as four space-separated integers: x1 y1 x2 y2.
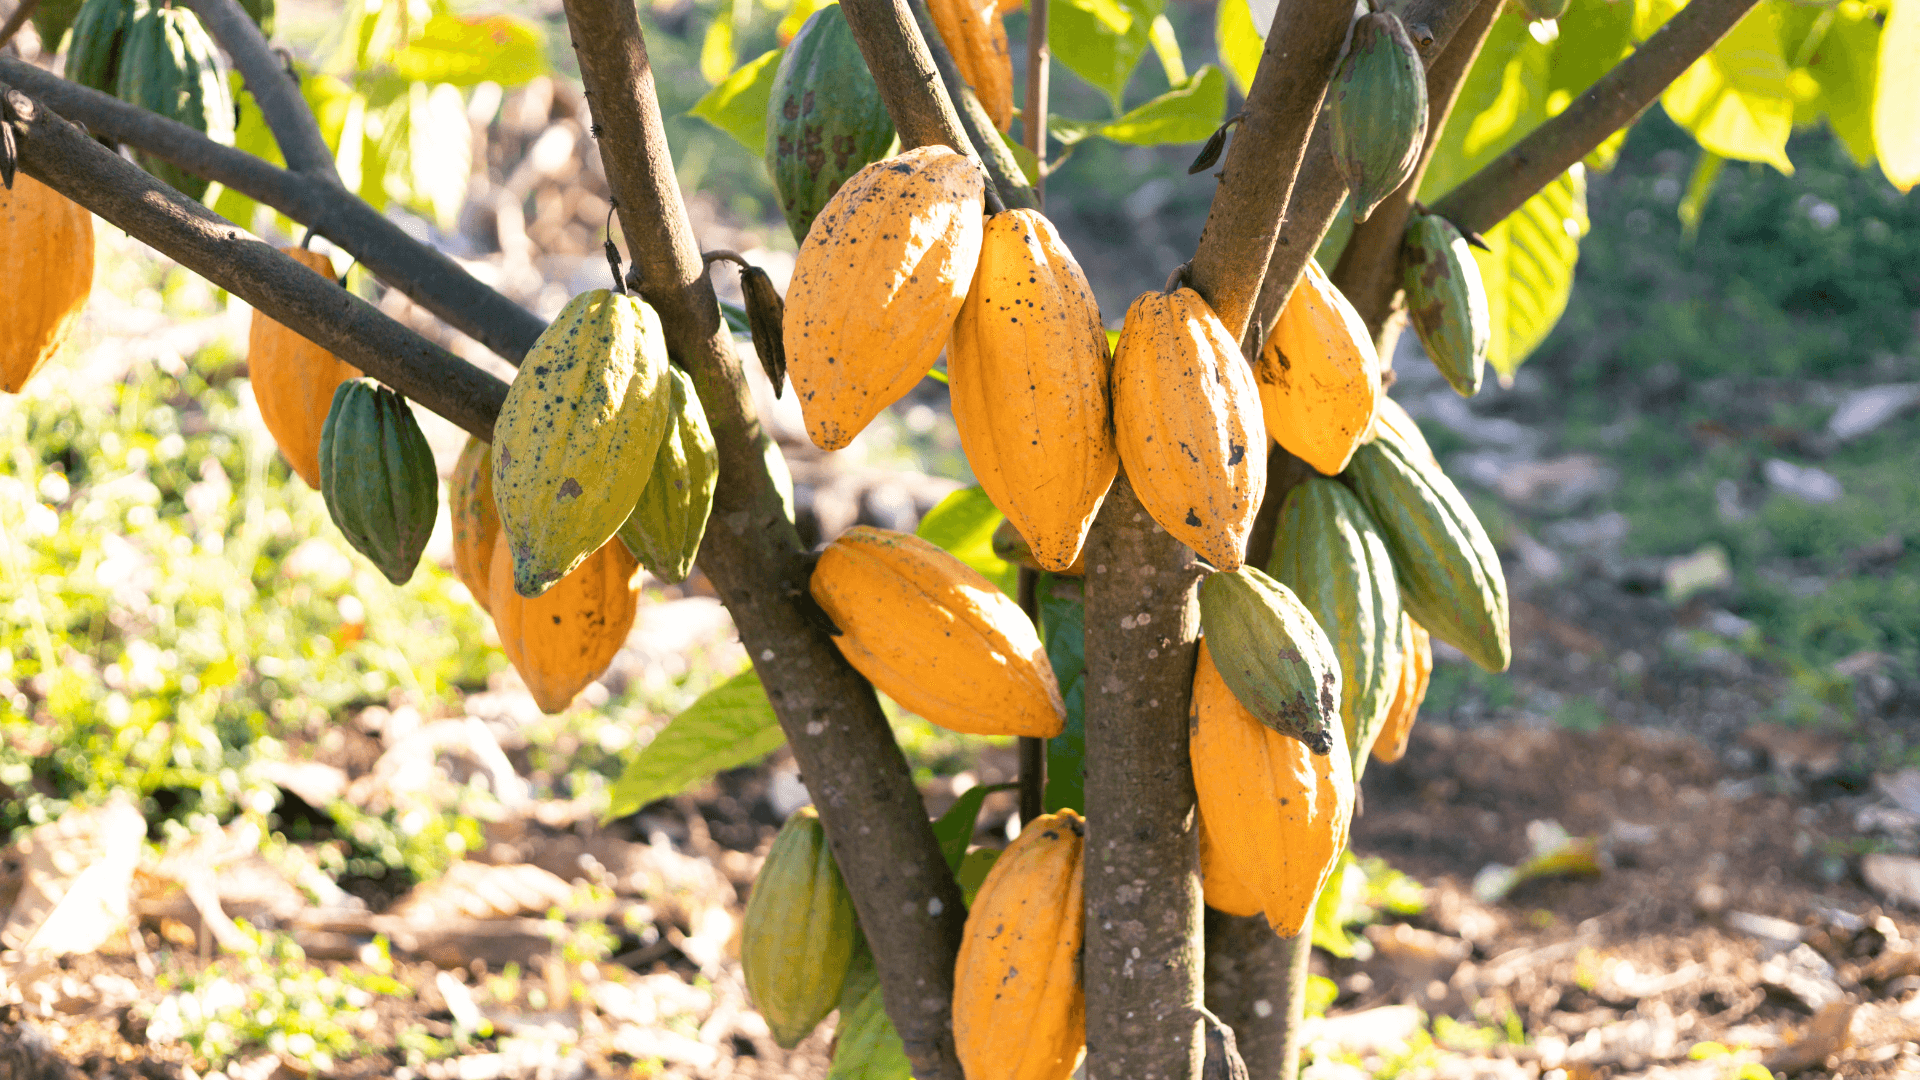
1268 478 1403 777
1196 566 1342 756
616 366 718 584
1343 434 1511 673
827 944 913 1080
1401 212 1490 398
115 1 235 201
742 807 859 1049
32 0 87 54
318 379 439 586
493 288 671 598
65 0 133 96
1328 12 1427 223
765 4 898 245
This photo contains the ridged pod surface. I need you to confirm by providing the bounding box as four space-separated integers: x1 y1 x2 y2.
64 0 132 95
249 247 358 486
1328 12 1428 222
1 175 94 395
617 367 718 584
764 4 897 244
950 209 1116 573
810 526 1066 737
785 146 985 451
1258 259 1380 476
317 379 439 586
115 2 235 201
1112 287 1266 569
953 809 1086 1080
1190 641 1354 936
1344 435 1511 672
1373 616 1431 764
1402 213 1490 398
1268 478 1403 775
926 0 1014 131
1197 566 1341 756
1198 813 1262 918
1368 393 1437 467
992 518 1086 577
493 289 670 598
450 436 499 613
741 808 857 1049
488 537 640 714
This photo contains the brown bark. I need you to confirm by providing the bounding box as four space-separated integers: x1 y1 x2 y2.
1022 0 1049 202
554 4 967 1079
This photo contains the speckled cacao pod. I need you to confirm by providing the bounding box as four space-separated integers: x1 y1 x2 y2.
765 4 897 244
488 537 640 714
1257 258 1381 476
1401 212 1490 398
1196 565 1341 756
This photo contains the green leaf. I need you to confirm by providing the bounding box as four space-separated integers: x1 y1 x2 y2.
956 847 1000 906
1039 574 1086 814
1051 0 1163 112
1147 12 1186 84
1874 0 1919 190
720 300 753 335
1422 6 1554 198
605 668 785 819
1214 0 1263 95
1660 1 1796 174
1790 2 1879 167
390 13 547 87
689 49 784 157
1677 148 1723 241
702 0 738 86
933 783 1015 872
1471 166 1588 381
1095 66 1226 146
1310 854 1358 957
915 486 1017 597
828 946 913 1080
1002 128 1043 187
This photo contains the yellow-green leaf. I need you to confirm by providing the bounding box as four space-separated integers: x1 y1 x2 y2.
1471 166 1588 381
1660 1 1796 174
1874 0 1920 189
390 13 547 87
689 49 784 156
1214 0 1262 95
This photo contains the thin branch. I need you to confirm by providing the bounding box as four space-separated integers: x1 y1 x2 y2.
1185 0 1354 340
1023 0 1048 203
1332 0 1504 341
904 0 1037 209
1433 0 1762 233
180 0 338 180
0 58 548 364
0 0 40 49
2 84 507 438
838 0 973 153
554 5 968 1080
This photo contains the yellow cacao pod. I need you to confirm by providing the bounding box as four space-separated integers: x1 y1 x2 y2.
1198 813 1262 918
810 526 1065 738
1 175 93 396
926 0 1014 132
1373 616 1430 764
1112 287 1267 570
248 247 359 486
953 809 1086 1080
493 289 670 598
742 808 858 1048
488 535 640 714
1190 640 1353 936
1257 259 1380 475
950 209 1116 573
450 436 499 613
786 145 986 450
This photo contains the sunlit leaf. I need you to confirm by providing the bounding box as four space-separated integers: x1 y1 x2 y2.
1874 0 1920 189
1423 6 1553 198
956 847 1000 906
702 0 738 86
1660 1 1796 173
1471 166 1588 380
1677 148 1723 241
828 947 913 1080
1095 65 1226 146
391 13 546 87
1789 1 1879 167
689 49 784 156
605 668 784 819
933 783 1015 872
1147 13 1186 83
778 0 832 43
1051 0 1163 112
1214 0 1262 95
915 486 1017 597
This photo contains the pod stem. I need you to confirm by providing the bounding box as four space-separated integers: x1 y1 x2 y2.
603 201 626 293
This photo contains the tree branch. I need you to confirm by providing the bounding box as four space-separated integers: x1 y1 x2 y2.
1432 0 1761 233
554 5 968 1080
1186 0 1353 340
0 58 548 364
0 0 40 49
904 0 1036 209
180 0 338 181
2 84 507 438
1023 0 1048 203
1332 0 1503 342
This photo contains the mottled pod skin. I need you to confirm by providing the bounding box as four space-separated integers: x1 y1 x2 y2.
953 809 1087 1080
764 4 897 245
487 536 640 715
1258 259 1381 476
741 808 858 1049
950 209 1117 573
1343 429 1511 673
450 436 499 613
616 366 718 584
926 0 1015 131
492 289 670 598
1373 616 1431 764
249 248 360 487
1196 565 1342 756
1198 811 1263 918
1 175 94 395
1111 287 1267 570
1329 11 1428 223
1190 641 1354 937
1368 394 1437 467
317 379 439 586
1402 212 1491 398
785 146 985 451
810 526 1066 737
1268 478 1404 778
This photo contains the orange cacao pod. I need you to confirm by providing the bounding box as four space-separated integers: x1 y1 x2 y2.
249 247 359 487
1257 259 1380 476
451 436 499 613
1198 813 1262 918
488 535 640 714
1 174 94 395
926 0 1014 131
1373 616 1430 764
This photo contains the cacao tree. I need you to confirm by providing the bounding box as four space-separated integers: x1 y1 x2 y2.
1 0 1916 1074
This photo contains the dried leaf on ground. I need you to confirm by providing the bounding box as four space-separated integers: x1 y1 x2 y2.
0 799 145 960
